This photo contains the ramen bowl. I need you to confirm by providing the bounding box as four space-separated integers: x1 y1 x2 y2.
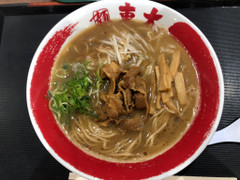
26 0 224 179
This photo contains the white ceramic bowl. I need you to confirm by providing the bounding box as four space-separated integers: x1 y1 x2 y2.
27 0 224 179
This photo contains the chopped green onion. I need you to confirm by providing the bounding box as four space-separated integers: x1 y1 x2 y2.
47 61 105 127
48 62 93 126
62 64 69 70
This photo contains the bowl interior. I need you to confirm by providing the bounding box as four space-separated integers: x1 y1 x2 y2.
27 0 224 179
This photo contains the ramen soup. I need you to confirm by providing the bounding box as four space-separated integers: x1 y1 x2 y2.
48 20 199 162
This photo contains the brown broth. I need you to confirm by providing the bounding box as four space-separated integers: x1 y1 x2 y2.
49 20 199 162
